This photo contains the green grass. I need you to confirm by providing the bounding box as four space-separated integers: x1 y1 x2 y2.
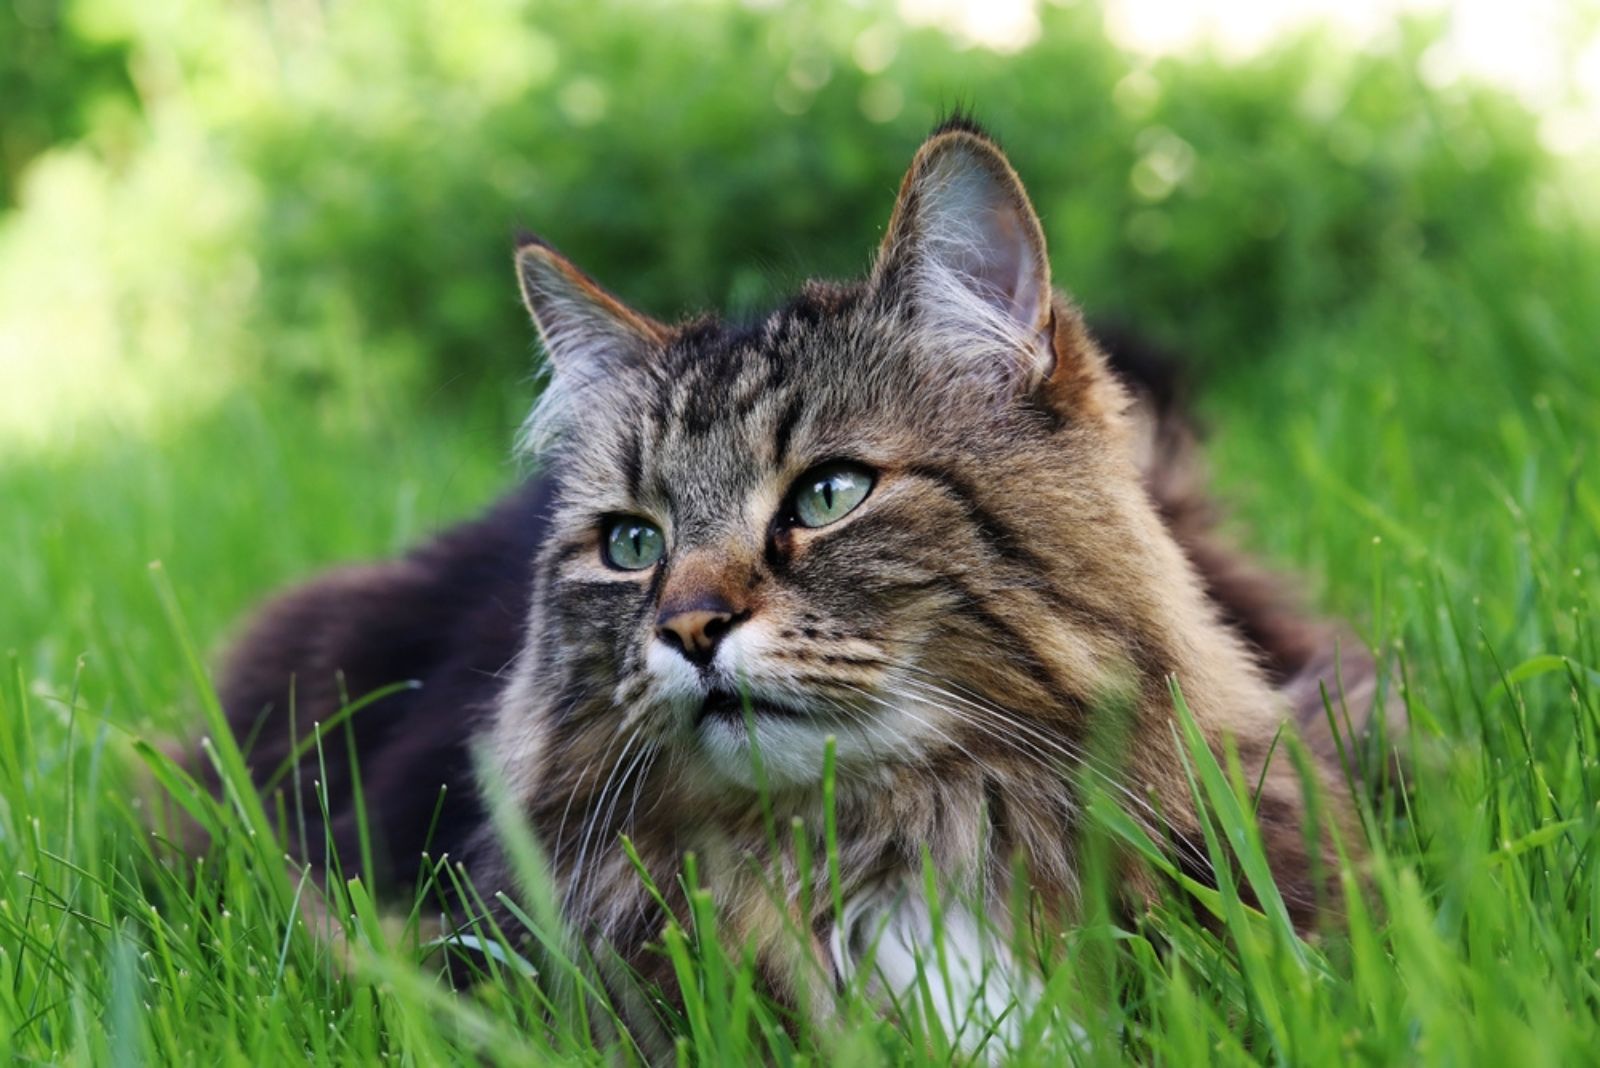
4 237 1598 1064
4 30 1600 1054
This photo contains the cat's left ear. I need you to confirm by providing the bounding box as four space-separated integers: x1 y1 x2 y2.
871 122 1056 390
515 235 669 377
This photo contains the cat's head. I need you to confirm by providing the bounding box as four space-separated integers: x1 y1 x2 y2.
507 120 1174 794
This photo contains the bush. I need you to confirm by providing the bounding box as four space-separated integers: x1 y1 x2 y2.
0 0 1576 431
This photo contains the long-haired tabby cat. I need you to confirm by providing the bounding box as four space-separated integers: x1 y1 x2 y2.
213 118 1379 1048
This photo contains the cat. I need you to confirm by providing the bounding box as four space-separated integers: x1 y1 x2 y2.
212 117 1380 1051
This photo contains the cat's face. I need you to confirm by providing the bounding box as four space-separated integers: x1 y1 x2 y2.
513 124 1141 792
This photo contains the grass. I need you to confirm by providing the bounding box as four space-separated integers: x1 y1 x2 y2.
3 181 1600 1065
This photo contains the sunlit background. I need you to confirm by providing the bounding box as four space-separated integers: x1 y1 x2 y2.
2 0 1596 456
923 0 1600 152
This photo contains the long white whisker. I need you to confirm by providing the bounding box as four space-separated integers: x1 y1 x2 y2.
582 739 656 915
887 662 1162 801
827 681 965 769
551 733 609 876
623 746 661 837
874 663 1213 878
811 690 934 775
565 727 644 909
556 713 638 864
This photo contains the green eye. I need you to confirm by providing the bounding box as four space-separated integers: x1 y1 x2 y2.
791 461 875 528
603 517 665 570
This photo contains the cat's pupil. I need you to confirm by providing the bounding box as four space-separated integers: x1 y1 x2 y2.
822 482 834 509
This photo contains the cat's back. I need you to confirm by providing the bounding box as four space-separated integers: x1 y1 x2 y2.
215 478 554 886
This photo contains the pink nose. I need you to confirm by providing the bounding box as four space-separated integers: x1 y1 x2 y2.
656 596 743 666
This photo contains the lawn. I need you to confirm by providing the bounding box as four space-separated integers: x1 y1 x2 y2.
3 1 1600 1063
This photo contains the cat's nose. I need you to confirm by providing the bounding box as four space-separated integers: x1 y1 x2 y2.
656 594 746 667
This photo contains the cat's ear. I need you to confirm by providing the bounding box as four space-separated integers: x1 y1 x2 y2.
515 235 668 375
872 122 1056 389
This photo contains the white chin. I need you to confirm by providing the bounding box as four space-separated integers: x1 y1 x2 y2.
696 715 833 789
694 705 932 790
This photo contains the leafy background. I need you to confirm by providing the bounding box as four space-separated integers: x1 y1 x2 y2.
3 0 1600 1063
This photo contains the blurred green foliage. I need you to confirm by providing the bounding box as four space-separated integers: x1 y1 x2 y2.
0 0 134 206
0 0 1584 447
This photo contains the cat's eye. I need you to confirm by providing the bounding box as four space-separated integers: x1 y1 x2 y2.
790 461 875 528
603 517 665 570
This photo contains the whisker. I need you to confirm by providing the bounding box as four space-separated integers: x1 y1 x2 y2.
873 661 1214 879
585 739 656 915
548 698 621 870
828 680 966 768
566 727 644 908
623 746 660 838
811 691 936 776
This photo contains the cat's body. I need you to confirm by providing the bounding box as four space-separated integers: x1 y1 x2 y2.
218 334 1360 902
211 120 1379 1048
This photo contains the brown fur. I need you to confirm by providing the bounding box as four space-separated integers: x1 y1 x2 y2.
208 120 1382 1048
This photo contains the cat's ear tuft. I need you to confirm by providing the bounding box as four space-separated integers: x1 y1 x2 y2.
872 126 1055 389
514 236 668 375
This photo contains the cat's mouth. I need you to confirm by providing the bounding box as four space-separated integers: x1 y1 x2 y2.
695 687 804 728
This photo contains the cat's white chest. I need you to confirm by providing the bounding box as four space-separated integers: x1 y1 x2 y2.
829 880 1034 1058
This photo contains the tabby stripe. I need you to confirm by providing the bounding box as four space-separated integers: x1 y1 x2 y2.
761 344 790 393
772 394 804 467
905 463 1172 684
903 463 1056 577
818 653 890 668
936 574 1091 721
621 428 643 502
554 581 649 632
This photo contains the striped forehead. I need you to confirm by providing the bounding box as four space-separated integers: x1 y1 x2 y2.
558 290 914 545
631 315 826 541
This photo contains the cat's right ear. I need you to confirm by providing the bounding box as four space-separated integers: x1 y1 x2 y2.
868 121 1066 403
514 235 668 375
